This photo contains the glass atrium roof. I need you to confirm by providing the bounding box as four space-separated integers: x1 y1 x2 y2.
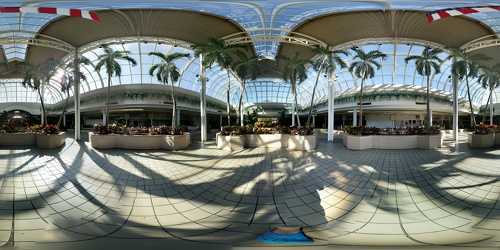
1 1 500 108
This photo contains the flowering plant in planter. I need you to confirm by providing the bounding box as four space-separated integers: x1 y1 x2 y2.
289 125 314 135
474 123 496 134
93 124 108 135
343 125 441 135
221 126 246 136
42 124 60 135
28 124 44 133
1 119 29 133
151 125 185 135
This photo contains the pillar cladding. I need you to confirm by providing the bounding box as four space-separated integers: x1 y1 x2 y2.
353 108 357 126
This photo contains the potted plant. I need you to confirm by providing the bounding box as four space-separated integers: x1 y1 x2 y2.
36 124 66 148
468 123 495 148
493 125 500 145
217 126 246 150
288 125 318 150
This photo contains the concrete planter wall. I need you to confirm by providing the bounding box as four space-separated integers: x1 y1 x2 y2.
0 133 36 146
417 134 444 149
36 132 66 149
216 134 245 151
245 134 289 148
0 132 65 148
468 133 495 148
89 132 191 150
288 133 318 150
216 133 317 151
343 133 444 150
343 134 372 150
495 133 500 145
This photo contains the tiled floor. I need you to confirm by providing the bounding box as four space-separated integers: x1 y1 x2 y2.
0 130 499 250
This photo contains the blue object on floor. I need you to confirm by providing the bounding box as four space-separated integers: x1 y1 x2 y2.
257 227 314 244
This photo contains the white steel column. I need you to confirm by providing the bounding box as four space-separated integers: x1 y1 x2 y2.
240 106 244 126
327 73 334 141
490 91 494 125
452 57 459 142
102 110 106 126
199 54 207 142
353 109 357 126
74 49 81 140
176 109 181 127
41 82 45 124
429 110 433 126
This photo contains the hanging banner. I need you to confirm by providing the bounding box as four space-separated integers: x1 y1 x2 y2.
0 7 99 22
426 6 500 23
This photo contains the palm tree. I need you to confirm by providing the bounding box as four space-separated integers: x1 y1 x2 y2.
148 51 191 130
277 51 311 127
231 51 263 126
20 58 60 125
308 44 348 125
404 46 444 132
477 63 500 124
191 37 247 126
56 57 90 128
349 48 387 128
95 44 137 126
446 46 491 128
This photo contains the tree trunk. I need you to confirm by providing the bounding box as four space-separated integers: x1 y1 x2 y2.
358 70 366 131
56 92 70 128
37 87 48 126
426 75 431 133
170 76 177 131
307 64 324 125
226 68 231 126
465 76 475 128
105 75 111 126
236 80 245 126
291 74 301 127
482 88 492 124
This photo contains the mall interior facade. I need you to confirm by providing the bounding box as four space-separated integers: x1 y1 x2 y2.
0 1 499 137
2 1 500 250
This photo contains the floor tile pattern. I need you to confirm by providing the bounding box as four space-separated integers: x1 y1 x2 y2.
0 131 499 250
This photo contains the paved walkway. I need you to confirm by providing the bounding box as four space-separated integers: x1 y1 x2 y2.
0 130 499 250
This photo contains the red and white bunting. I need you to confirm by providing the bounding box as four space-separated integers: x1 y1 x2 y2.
426 6 500 23
0 7 99 22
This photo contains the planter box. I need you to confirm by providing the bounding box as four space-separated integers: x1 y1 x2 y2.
372 135 418 149
160 133 191 150
288 133 318 150
216 133 245 151
417 133 444 149
89 133 119 149
495 133 500 145
343 133 443 150
245 134 288 148
0 133 36 146
216 133 318 151
468 133 495 148
89 132 191 150
36 132 66 149
343 134 372 150
115 135 161 149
